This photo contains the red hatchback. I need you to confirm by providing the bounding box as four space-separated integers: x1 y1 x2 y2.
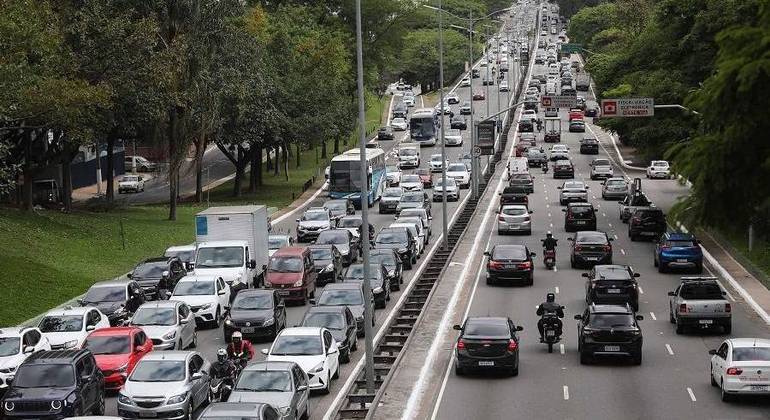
83 327 153 390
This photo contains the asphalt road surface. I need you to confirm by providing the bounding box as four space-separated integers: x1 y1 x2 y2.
429 14 770 420
102 8 527 419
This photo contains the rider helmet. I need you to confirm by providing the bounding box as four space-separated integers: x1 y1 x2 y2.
546 293 555 303
217 348 227 363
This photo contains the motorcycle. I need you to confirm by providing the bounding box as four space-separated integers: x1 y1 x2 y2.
230 351 249 372
209 376 234 403
540 311 564 353
543 249 556 269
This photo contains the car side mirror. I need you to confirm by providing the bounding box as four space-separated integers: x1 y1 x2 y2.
530 252 536 257
452 324 462 331
191 372 203 380
297 384 308 392
277 302 285 308
635 315 644 321
722 291 727 296
135 345 146 353
23 346 34 354
295 219 300 223
180 318 189 324
557 186 562 189
515 326 524 331
483 251 490 256
581 273 588 278
497 192 502 196
127 273 133 279
261 348 269 355
529 210 533 214
249 260 257 269
561 209 566 212
86 325 96 332
667 291 676 296
708 349 717 355
633 273 640 278
573 314 582 320
567 238 574 242
328 347 339 355
608 238 614 241
217 290 226 295
309 299 316 305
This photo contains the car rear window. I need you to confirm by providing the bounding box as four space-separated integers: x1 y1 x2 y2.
464 320 510 338
639 210 664 218
667 240 697 248
680 283 723 299
492 246 527 260
732 347 770 362
576 232 607 243
570 206 592 215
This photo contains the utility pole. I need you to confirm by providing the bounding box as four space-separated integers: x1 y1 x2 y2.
353 0 375 393
469 9 479 200
438 0 449 250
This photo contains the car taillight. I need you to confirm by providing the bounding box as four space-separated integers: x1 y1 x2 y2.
507 339 518 351
498 215 505 221
726 367 743 375
725 303 731 313
457 339 466 350
603 245 611 252
574 245 583 252
660 244 670 250
631 217 640 224
679 303 687 313
489 261 504 270
517 261 532 270
524 216 531 222
567 214 573 220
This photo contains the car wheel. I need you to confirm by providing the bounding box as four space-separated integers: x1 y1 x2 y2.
212 307 221 329
670 310 676 324
632 351 642 365
94 391 105 415
352 338 358 352
724 322 732 335
654 256 659 267
333 363 340 379
178 339 184 350
411 254 417 266
675 320 684 335
455 364 464 376
321 373 331 395
695 263 704 274
570 258 577 269
341 348 351 363
658 263 667 273
310 284 316 299
579 351 591 365
721 380 732 402
711 365 718 387
190 331 198 348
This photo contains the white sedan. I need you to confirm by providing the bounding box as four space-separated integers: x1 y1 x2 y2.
710 338 770 401
460 77 471 87
169 275 230 328
646 160 671 179
263 327 340 394
391 117 408 131
429 154 448 172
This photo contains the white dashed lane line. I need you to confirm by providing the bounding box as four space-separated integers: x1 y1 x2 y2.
620 249 626 255
687 387 697 402
563 386 570 400
560 343 565 354
666 344 674 356
649 312 657 321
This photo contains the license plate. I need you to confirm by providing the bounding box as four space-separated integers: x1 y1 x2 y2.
576 221 586 225
478 361 495 366
504 264 518 269
586 257 598 261
508 224 520 229
751 385 770 391
139 412 158 418
699 319 713 324
606 289 621 294
278 290 290 296
641 231 656 236
241 327 255 334
604 345 620 352
546 330 555 337
677 259 689 263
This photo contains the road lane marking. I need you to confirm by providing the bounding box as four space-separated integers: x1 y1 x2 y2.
550 223 554 228
546 204 550 208
592 195 596 199
553 266 558 272
649 312 656 320
596 204 601 209
560 343 565 354
603 213 607 217
666 344 674 355
613 234 618 240
608 223 613 228
687 387 697 402
638 286 644 294
548 212 551 218
563 386 570 400
554 286 560 294
620 248 626 255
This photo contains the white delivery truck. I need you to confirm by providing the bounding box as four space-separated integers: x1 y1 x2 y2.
193 205 270 290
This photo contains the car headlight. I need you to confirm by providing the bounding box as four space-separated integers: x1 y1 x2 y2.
4 401 14 411
113 306 126 315
225 318 233 326
63 340 78 349
118 393 133 405
51 400 62 410
279 406 292 416
0 366 16 374
166 392 188 405
116 362 129 373
263 318 275 326
322 263 334 272
292 279 303 287
309 362 324 374
199 303 212 310
373 287 383 294
162 330 176 340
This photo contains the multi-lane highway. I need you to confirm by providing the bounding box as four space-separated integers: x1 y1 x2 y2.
424 9 770 420
100 6 529 419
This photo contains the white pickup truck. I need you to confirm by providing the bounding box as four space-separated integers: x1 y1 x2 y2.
669 277 731 334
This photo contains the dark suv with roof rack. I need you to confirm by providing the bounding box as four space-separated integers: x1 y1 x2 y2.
1 349 105 419
574 304 644 365
583 265 641 311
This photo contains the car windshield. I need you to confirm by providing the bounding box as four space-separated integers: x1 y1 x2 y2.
576 232 607 244
436 179 456 187
84 335 131 355
392 118 405 124
268 236 289 250
492 246 527 261
166 249 194 262
133 262 167 278
318 289 364 306
317 231 347 245
196 246 244 268
235 370 292 392
400 149 417 157
376 231 406 244
310 248 332 260
271 335 323 356
232 294 272 310
501 206 528 216
464 320 510 338
303 312 345 330
123 176 140 182
564 182 584 189
131 308 176 326
588 314 634 328
326 202 346 212
302 212 328 221
680 284 723 299
0 337 20 356
270 257 303 273
594 159 610 166
39 315 83 333
653 161 669 167
338 218 361 228
401 175 420 183
448 164 466 172
345 265 381 280
13 364 75 388
130 361 185 382
732 347 770 362
370 253 395 268
174 281 215 296
383 188 402 197
83 285 126 303
386 166 398 173
401 193 423 202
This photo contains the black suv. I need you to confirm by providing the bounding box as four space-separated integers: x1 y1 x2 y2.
579 137 599 154
129 256 186 299
374 228 417 269
583 265 641 310
563 202 597 232
574 304 644 365
628 207 666 241
2 349 105 419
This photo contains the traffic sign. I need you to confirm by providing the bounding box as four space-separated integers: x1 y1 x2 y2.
476 120 496 156
561 43 582 53
472 146 482 158
601 98 654 117
541 95 577 108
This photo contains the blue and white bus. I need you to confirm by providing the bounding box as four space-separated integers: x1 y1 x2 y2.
410 107 440 146
328 147 387 208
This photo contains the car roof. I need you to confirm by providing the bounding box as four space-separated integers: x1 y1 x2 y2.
46 305 93 316
305 305 348 315
90 278 132 288
141 256 172 264
322 282 363 291
244 360 297 372
466 316 509 325
142 351 191 361
26 349 90 364
279 327 324 336
177 274 220 283
728 338 770 348
269 234 292 240
272 247 308 257
589 304 633 314
197 240 248 248
235 289 274 298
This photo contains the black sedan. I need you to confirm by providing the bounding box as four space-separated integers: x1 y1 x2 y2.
223 289 287 342
579 137 599 154
484 244 536 286
377 126 394 140
309 244 343 286
129 256 187 299
518 119 534 132
374 227 417 269
552 159 575 179
300 305 358 363
80 279 146 326
569 231 614 269
575 304 644 365
370 248 403 291
453 316 523 376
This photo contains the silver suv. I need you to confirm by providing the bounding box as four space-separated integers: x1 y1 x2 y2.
118 351 211 419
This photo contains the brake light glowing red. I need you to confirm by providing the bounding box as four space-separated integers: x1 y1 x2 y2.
574 245 583 252
725 303 731 313
679 304 687 313
507 339 518 351
631 217 641 224
457 339 466 350
603 245 612 252
489 261 505 270
498 215 505 221
517 261 532 270
727 367 743 375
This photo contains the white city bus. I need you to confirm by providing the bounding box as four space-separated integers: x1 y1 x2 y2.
409 108 440 146
328 147 387 208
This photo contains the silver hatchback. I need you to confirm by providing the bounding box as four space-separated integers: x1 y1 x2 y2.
497 204 533 235
118 351 210 420
601 177 628 200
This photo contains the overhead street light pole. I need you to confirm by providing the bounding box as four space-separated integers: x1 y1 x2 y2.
437 0 449 251
353 0 375 393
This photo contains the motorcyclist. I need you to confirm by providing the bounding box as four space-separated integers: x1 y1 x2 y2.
536 119 543 132
536 293 564 340
541 231 558 252
227 331 254 368
210 348 237 400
